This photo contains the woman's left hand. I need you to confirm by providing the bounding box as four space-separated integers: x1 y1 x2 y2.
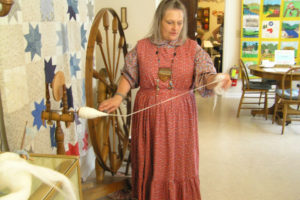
219 73 232 90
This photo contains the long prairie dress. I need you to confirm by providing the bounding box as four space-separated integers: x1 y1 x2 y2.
122 38 216 200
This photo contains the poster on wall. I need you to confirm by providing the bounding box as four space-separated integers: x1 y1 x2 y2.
283 0 300 17
281 41 299 57
262 20 280 38
243 16 260 37
243 0 260 15
261 41 278 59
263 0 281 18
241 0 300 66
242 41 259 58
281 21 300 38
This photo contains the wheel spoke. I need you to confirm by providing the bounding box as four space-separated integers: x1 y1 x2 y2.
96 30 113 83
112 16 118 80
114 37 124 79
103 11 113 79
92 69 113 90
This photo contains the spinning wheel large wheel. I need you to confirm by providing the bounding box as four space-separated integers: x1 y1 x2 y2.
85 8 131 181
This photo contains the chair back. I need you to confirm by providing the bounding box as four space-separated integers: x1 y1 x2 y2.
239 59 250 89
280 67 300 101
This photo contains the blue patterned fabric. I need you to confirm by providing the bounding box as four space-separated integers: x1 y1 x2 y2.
276 89 300 100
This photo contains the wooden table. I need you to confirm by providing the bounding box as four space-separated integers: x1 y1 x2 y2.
249 65 300 81
248 65 300 117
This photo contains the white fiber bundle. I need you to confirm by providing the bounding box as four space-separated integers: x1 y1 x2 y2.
78 106 109 119
213 74 226 95
212 74 227 111
0 152 77 200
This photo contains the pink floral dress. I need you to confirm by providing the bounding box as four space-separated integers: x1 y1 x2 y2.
122 38 216 200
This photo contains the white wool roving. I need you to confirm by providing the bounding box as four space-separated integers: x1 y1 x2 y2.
213 74 226 96
0 152 77 200
78 106 109 119
212 74 227 111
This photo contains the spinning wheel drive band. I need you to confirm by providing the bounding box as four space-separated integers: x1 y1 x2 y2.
85 8 131 174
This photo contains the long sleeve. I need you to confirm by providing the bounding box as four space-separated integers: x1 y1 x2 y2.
193 44 217 97
121 46 139 88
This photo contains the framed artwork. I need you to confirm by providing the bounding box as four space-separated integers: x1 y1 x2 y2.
263 0 281 18
197 7 210 30
243 16 260 37
261 20 280 38
243 0 260 15
242 41 259 58
281 41 298 56
281 21 300 38
283 0 300 17
261 41 278 58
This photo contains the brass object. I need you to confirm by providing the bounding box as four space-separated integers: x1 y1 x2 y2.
158 67 172 82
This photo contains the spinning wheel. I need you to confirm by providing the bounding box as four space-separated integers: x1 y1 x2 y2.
41 71 74 155
85 8 131 182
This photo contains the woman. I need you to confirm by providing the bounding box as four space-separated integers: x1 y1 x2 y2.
99 0 231 199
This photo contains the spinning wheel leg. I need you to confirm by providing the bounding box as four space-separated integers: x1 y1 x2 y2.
95 159 105 183
55 122 65 155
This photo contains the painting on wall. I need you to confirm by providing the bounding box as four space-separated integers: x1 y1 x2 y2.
281 20 300 38
243 0 260 15
242 41 259 58
262 20 280 38
281 41 299 57
283 0 300 17
261 41 278 59
243 15 260 37
263 0 281 18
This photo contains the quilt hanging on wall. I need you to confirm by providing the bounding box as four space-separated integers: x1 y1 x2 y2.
0 0 94 158
241 0 300 77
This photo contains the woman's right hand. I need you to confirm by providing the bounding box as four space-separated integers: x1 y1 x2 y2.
98 95 123 113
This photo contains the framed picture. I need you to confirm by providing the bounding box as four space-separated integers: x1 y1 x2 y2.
197 7 210 31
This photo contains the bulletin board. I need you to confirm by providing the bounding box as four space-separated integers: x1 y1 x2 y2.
240 0 300 75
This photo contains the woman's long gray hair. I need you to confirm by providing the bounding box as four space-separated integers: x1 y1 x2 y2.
149 0 188 44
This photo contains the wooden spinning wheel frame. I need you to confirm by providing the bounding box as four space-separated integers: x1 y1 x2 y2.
85 8 131 180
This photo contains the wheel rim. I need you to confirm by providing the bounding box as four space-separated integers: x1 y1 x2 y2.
85 8 131 174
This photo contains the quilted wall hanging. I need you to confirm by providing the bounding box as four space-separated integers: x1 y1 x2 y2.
240 0 300 75
0 0 94 161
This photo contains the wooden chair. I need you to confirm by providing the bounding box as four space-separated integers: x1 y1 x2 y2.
272 67 300 134
237 59 272 119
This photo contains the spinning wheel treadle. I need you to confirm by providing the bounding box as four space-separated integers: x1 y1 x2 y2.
85 8 131 182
